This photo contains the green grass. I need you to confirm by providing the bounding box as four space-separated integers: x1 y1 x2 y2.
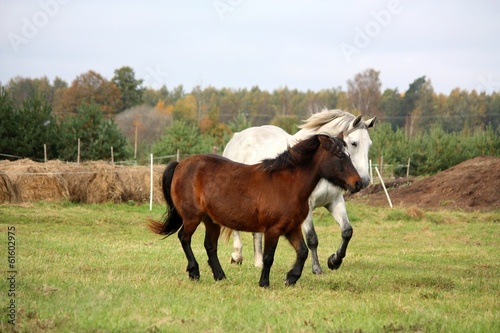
0 202 498 332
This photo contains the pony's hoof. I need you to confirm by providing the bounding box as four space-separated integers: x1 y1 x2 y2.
188 274 200 281
284 279 297 286
259 280 270 288
327 255 342 270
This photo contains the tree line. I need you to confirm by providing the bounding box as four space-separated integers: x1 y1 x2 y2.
1 67 499 175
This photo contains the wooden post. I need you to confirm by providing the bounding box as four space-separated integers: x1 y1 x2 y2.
176 149 180 162
134 123 138 160
77 138 81 164
375 166 393 208
380 155 384 178
369 159 373 185
44 144 47 163
407 157 411 178
111 146 114 164
150 153 153 211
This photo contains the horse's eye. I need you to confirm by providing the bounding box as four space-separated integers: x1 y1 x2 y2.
351 142 358 148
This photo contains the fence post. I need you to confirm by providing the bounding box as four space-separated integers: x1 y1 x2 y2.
407 157 411 178
110 146 114 164
375 166 393 208
369 159 373 185
150 153 153 211
44 144 47 163
77 138 81 164
176 149 180 162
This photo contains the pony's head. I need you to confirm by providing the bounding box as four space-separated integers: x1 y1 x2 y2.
316 133 362 193
299 109 376 188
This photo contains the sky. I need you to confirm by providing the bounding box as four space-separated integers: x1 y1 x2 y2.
1 0 500 95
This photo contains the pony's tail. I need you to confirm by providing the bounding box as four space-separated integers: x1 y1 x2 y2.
148 161 183 237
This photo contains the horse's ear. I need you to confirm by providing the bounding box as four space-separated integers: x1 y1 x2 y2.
364 116 377 128
352 115 363 128
336 131 344 140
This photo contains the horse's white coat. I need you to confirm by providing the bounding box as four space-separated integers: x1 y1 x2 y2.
223 109 376 273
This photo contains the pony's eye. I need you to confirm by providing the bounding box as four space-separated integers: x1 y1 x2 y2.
351 142 358 148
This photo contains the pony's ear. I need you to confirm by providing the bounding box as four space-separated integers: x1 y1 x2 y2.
364 116 377 128
318 134 342 154
336 131 344 140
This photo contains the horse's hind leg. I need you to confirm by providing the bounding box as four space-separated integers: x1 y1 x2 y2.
302 208 323 274
230 231 243 264
178 225 200 280
284 226 308 286
203 218 226 281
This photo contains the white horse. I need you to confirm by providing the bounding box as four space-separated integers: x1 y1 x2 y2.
223 109 376 274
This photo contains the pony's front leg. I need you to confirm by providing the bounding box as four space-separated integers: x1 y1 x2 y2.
204 219 226 281
326 196 353 270
259 232 279 288
284 227 309 286
302 207 323 274
230 231 243 264
253 232 264 268
177 226 200 280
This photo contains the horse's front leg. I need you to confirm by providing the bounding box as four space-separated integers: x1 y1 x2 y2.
302 206 323 274
177 226 200 280
326 195 353 270
284 226 309 286
230 231 244 264
203 219 226 281
259 232 279 287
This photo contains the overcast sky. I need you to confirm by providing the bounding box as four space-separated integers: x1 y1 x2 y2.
1 0 500 95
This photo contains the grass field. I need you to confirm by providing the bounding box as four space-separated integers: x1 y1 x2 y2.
0 201 498 332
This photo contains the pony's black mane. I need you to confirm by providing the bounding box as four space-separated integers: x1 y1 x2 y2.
259 135 338 173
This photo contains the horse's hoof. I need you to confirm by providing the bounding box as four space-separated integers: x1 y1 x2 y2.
312 265 324 275
189 274 200 281
284 279 297 286
230 256 243 265
327 255 342 270
259 280 270 288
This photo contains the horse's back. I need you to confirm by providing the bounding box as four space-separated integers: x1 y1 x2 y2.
223 125 292 164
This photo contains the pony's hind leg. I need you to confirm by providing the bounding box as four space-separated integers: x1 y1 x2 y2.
259 231 280 287
203 218 226 281
284 227 309 286
178 225 200 280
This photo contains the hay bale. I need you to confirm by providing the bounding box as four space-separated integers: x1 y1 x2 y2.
118 166 150 203
0 172 18 203
13 162 69 202
83 162 124 204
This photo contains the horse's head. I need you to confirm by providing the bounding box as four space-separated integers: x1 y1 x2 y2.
299 110 376 189
317 134 362 193
342 115 376 188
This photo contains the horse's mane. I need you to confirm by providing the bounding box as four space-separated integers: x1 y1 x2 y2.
299 108 365 133
259 135 322 173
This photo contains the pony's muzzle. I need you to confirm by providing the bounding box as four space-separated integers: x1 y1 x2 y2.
347 179 363 193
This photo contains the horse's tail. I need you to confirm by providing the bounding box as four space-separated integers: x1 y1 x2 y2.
148 161 183 237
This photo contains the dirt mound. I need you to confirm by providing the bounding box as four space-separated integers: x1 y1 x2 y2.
350 156 500 211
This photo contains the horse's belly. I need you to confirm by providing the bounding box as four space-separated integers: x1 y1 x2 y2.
310 179 342 208
223 126 291 164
